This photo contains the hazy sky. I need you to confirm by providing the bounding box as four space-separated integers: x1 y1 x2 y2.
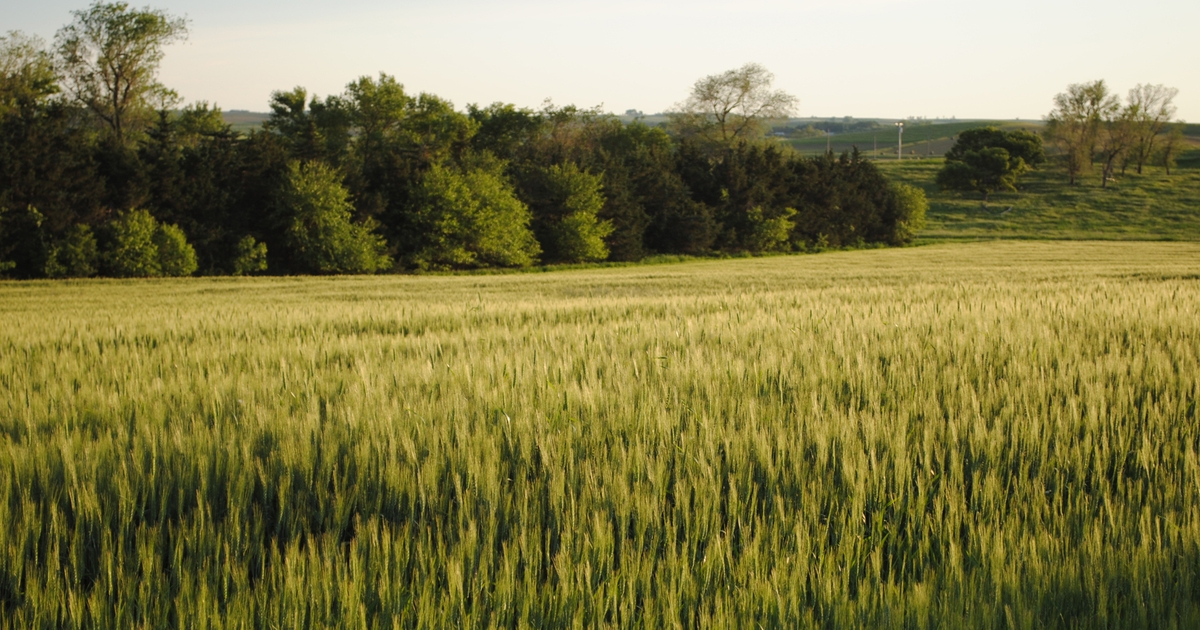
5 0 1198 120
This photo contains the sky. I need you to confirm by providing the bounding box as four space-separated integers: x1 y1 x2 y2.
4 0 1198 121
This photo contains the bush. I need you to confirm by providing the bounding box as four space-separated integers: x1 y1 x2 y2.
889 183 928 244
102 209 197 277
743 205 796 252
154 222 198 276
45 224 98 277
104 209 162 277
231 235 268 275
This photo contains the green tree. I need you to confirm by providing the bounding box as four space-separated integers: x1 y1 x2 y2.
937 127 1044 200
407 158 540 269
528 163 613 263
0 32 59 116
266 87 353 163
671 63 797 147
55 2 188 145
103 208 161 277
277 161 390 274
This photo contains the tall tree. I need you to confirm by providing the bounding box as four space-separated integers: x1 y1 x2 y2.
671 63 797 147
0 32 59 117
406 157 540 270
1045 80 1118 185
276 161 390 274
1125 84 1178 174
1096 104 1136 188
55 2 188 146
525 162 612 263
1158 124 1186 176
265 87 351 164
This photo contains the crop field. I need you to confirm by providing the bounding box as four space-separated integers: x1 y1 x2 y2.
2 242 1200 627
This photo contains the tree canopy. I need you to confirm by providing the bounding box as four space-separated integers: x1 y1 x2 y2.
0 11 929 280
672 63 797 147
55 2 188 145
937 127 1045 199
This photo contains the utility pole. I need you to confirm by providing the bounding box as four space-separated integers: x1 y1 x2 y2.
895 121 904 160
826 129 830 154
873 134 877 158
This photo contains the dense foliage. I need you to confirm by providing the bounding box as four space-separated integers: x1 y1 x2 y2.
0 13 923 278
936 127 1045 200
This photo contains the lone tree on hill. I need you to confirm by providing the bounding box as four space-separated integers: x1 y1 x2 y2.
936 127 1045 200
671 63 797 147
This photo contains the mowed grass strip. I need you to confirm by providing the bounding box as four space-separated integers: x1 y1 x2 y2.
2 241 1199 627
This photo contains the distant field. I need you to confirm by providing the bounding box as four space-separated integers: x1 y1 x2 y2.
878 151 1200 242
3 242 1200 626
222 110 270 134
787 121 1044 158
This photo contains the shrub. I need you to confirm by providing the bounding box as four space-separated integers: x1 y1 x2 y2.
889 183 928 244
45 224 99 277
104 209 161 277
102 210 198 277
154 223 198 276
231 235 268 275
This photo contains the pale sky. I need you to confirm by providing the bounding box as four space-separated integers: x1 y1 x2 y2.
5 0 1198 121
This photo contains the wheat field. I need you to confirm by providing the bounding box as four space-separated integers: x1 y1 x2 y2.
2 241 1199 628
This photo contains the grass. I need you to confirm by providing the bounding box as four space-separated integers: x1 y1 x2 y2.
3 241 1200 627
876 155 1200 242
785 121 1042 157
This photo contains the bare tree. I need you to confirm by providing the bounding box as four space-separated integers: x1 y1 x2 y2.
1125 84 1178 174
1096 105 1136 188
1045 80 1118 185
55 2 188 145
1159 124 1186 176
672 63 797 146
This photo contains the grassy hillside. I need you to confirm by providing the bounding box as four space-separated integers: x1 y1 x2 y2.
877 153 1200 242
3 242 1200 626
786 121 1042 157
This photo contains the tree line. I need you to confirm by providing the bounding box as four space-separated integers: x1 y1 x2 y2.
0 3 926 278
935 80 1183 200
1045 80 1184 186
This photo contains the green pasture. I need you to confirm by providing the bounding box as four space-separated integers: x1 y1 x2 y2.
877 155 1200 242
3 242 1200 627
